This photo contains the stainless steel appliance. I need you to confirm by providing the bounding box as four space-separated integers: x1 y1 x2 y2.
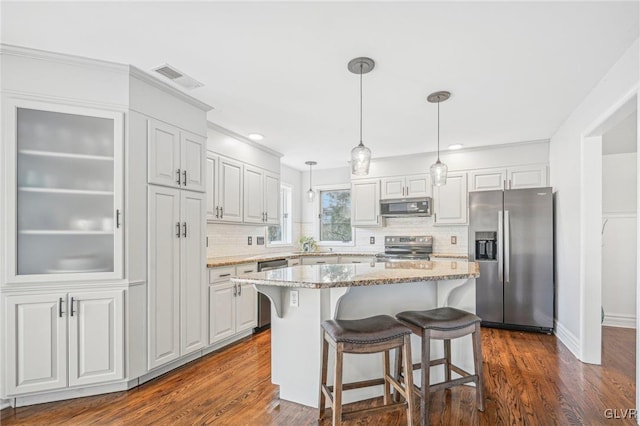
469 187 554 333
375 235 433 261
256 258 288 331
380 198 432 217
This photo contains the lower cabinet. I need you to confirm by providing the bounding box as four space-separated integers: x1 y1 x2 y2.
339 256 373 264
4 290 124 395
301 256 339 265
209 263 257 344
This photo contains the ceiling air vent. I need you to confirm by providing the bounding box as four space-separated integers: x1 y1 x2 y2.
153 64 204 90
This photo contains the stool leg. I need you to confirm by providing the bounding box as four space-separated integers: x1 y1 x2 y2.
472 322 485 412
393 345 403 403
333 343 344 426
402 334 415 426
318 332 329 420
444 339 451 383
383 350 391 404
421 329 431 426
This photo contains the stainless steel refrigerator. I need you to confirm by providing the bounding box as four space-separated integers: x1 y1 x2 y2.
469 187 554 333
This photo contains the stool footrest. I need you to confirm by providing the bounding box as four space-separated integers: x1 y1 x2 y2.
326 377 386 392
429 374 478 392
341 401 408 421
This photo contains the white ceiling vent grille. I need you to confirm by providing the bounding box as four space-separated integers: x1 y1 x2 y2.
153 64 204 90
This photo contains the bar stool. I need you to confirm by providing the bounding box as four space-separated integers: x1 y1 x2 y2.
395 307 484 425
319 315 415 425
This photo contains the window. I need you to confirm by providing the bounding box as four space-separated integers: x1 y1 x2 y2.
267 184 292 245
318 188 352 243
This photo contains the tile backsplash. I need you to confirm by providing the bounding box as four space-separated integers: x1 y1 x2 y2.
206 222 302 258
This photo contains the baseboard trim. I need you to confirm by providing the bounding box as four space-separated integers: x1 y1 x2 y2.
1 399 11 410
10 381 130 408
603 313 637 329
554 319 581 359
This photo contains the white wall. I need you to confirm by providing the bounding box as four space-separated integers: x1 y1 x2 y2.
602 152 637 328
549 39 638 359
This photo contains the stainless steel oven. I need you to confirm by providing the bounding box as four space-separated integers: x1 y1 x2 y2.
255 258 288 331
375 235 433 261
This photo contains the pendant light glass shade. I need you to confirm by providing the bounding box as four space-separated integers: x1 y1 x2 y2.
427 91 451 187
348 57 375 176
305 161 317 203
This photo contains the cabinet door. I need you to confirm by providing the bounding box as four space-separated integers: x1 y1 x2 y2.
205 153 218 220
5 293 67 395
469 168 506 192
68 290 124 387
380 176 405 200
264 172 280 225
148 120 180 188
351 179 380 226
301 256 340 265
180 191 207 355
180 131 206 192
209 282 236 344
405 174 432 197
508 165 547 189
148 186 181 369
218 157 243 223
243 166 264 224
235 283 257 333
433 172 468 225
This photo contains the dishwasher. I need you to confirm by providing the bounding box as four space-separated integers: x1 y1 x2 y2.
255 258 288 332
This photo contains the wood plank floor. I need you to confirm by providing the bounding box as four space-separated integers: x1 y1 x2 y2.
1 326 636 425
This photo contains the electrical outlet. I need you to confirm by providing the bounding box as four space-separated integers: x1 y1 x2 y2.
248 236 252 245
290 290 299 307
370 236 375 244
257 236 265 245
451 236 457 245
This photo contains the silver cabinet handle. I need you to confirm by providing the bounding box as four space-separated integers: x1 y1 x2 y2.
233 284 237 297
243 270 253 273
182 170 187 186
504 210 511 283
220 207 223 218
70 297 76 317
316 261 326 264
176 222 181 238
508 179 512 190
176 169 181 184
265 212 268 222
216 206 220 219
219 273 231 277
59 297 64 318
116 209 121 229
238 284 242 296
182 222 187 238
497 211 504 283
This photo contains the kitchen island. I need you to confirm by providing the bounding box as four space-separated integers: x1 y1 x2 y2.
232 260 479 408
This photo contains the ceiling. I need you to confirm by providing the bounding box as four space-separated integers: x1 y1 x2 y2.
2 1 638 170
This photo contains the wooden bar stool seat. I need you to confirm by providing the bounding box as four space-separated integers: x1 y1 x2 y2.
319 314 415 425
396 307 485 425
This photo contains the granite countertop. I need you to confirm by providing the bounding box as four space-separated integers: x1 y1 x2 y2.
206 251 467 267
230 259 479 289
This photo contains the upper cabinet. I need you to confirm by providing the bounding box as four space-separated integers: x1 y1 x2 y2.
216 156 244 223
243 166 280 225
351 179 380 227
148 120 205 192
468 164 547 192
5 98 124 283
433 172 468 225
380 174 431 200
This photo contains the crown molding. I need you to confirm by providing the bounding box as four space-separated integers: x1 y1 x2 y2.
207 121 284 158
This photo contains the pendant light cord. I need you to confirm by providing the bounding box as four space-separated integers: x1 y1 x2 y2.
309 163 312 190
359 63 363 145
437 100 440 161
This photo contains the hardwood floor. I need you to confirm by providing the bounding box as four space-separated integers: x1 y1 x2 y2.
1 326 636 425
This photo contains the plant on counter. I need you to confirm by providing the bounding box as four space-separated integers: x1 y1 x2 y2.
299 236 317 253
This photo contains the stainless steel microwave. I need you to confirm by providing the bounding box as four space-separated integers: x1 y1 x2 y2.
380 197 432 217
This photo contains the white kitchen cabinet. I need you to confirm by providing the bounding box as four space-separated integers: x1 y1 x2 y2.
5 290 124 395
351 179 380 227
288 258 301 267
243 166 280 225
208 263 257 344
339 256 374 264
380 174 431 200
301 256 340 265
433 172 468 225
205 152 219 220
148 120 205 192
468 165 547 192
148 186 206 369
5 98 124 283
217 156 244 223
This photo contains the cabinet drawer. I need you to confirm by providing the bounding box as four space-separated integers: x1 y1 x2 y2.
288 258 301 267
236 263 258 275
209 266 235 283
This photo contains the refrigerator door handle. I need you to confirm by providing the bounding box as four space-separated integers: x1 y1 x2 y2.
498 210 503 283
505 210 511 283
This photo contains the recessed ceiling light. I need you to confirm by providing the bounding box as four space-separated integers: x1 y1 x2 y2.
448 144 463 150
248 133 264 141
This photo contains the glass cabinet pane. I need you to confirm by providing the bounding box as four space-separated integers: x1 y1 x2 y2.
16 108 116 275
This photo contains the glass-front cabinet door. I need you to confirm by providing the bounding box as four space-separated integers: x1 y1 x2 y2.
5 99 123 282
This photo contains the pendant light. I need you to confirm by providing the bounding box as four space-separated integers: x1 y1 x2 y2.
428 91 451 186
305 161 317 202
348 57 375 176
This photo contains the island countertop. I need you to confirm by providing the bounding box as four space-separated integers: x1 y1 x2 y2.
231 259 479 289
